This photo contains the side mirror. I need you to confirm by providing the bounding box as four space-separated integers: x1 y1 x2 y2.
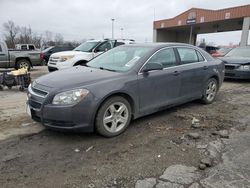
142 62 163 72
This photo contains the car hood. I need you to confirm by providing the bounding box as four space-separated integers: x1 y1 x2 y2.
35 66 121 89
219 57 250 65
51 50 90 57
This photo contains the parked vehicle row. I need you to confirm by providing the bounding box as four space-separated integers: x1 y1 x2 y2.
27 43 224 137
47 39 135 72
0 41 43 70
41 46 75 63
219 46 250 79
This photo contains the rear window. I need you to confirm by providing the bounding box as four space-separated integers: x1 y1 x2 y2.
29 45 35 50
177 48 199 64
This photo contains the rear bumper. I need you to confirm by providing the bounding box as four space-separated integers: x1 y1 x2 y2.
225 70 250 79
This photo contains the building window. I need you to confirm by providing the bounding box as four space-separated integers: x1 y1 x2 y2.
160 22 165 28
200 16 205 23
178 20 182 25
188 12 196 20
225 12 230 19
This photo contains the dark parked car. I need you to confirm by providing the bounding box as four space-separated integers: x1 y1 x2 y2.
27 43 224 137
219 46 250 79
42 46 74 63
199 45 219 54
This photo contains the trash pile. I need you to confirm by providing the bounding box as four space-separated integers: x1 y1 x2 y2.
0 68 31 91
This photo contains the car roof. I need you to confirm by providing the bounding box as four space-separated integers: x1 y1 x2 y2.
122 42 196 48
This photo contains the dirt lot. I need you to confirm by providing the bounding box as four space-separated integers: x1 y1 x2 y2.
0 66 249 188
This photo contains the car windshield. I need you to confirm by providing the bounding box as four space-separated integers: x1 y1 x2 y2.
87 46 152 72
74 41 100 52
225 47 250 58
42 46 54 53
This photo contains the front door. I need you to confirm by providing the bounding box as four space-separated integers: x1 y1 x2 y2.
138 47 181 115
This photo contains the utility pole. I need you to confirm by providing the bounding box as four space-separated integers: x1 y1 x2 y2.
111 18 115 39
189 25 193 44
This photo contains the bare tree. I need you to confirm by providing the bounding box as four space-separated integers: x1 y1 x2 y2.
3 20 19 48
42 30 54 46
54 33 64 45
18 26 32 44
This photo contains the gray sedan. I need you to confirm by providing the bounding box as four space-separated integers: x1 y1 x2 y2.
219 47 250 79
27 43 224 137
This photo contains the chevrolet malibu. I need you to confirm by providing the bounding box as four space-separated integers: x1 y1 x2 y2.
27 43 224 137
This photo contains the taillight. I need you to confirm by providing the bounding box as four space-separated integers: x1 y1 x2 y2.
40 53 44 59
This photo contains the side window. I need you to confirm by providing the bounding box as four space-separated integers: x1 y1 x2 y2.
147 48 177 68
29 45 35 50
177 48 199 64
96 42 112 52
0 45 2 52
114 42 125 47
196 51 205 62
21 45 28 50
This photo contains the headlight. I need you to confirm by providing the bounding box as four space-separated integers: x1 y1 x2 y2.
60 55 75 62
239 65 250 70
52 89 89 105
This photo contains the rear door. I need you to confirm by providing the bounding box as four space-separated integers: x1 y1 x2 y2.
0 43 9 68
138 47 182 115
175 47 208 100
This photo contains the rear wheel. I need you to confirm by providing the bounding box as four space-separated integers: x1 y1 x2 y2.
16 59 31 71
201 78 218 104
95 96 132 137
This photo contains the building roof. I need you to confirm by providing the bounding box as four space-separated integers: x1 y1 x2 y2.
154 4 250 29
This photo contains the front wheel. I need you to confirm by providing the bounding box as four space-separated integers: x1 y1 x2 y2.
201 78 218 104
95 96 132 137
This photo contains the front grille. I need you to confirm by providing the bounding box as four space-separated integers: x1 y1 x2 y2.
225 65 236 70
31 86 48 97
29 100 42 109
50 57 60 62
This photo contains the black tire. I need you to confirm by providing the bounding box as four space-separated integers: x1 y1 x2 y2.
16 59 31 71
95 96 132 137
201 78 218 104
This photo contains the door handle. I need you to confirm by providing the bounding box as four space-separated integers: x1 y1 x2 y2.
203 66 208 70
173 71 180 76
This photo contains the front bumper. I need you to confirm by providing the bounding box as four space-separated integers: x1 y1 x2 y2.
225 69 250 79
27 85 97 132
47 60 73 71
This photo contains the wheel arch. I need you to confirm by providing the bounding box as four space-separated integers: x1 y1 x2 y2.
73 60 88 66
93 92 136 124
15 57 32 68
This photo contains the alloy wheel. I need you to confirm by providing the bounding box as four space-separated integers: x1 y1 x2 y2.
206 80 217 102
103 102 129 133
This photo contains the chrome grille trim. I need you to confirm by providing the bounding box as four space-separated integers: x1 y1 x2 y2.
28 85 48 98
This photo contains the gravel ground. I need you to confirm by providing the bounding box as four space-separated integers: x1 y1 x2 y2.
0 66 249 188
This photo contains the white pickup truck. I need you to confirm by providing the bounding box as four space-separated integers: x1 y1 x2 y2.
47 39 134 71
0 41 43 70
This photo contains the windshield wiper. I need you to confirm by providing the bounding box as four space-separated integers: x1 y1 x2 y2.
99 67 117 72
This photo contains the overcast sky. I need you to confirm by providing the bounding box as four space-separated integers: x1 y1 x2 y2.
0 0 249 45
